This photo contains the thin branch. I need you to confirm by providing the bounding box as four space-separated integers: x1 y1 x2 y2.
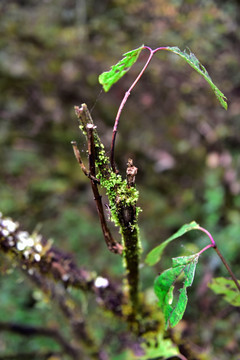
0 321 79 359
0 352 62 360
71 140 100 183
87 124 96 177
214 246 240 291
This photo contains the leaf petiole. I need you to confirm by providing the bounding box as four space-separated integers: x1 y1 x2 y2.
198 226 216 246
197 243 215 256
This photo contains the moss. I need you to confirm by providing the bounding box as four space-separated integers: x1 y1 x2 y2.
93 142 109 167
78 124 87 136
97 169 141 229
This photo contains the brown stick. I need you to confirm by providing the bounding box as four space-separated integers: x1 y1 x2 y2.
86 124 96 177
71 141 100 183
110 130 117 172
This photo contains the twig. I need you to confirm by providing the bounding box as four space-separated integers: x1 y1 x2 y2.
0 352 62 360
0 321 79 359
71 140 100 183
214 246 240 291
87 124 96 177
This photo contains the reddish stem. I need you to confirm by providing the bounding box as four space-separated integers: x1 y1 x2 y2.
198 226 216 247
110 46 168 171
197 226 240 292
214 246 240 291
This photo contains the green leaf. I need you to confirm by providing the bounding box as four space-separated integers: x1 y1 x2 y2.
113 334 179 360
208 277 240 306
154 254 199 328
138 334 179 360
145 221 200 266
98 45 144 92
166 46 228 110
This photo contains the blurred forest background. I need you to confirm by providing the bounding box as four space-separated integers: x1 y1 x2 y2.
0 0 240 359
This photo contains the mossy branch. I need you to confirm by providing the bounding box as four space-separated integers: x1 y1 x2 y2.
74 104 142 323
0 213 125 318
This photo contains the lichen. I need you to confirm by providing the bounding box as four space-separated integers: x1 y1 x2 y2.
0 214 51 263
94 276 109 288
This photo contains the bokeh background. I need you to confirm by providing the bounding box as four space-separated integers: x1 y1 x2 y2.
0 0 240 359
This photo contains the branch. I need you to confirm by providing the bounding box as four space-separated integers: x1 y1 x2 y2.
213 246 240 292
0 214 162 355
74 105 142 327
71 140 100 183
0 213 123 358
0 213 125 318
87 124 97 177
0 322 79 359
